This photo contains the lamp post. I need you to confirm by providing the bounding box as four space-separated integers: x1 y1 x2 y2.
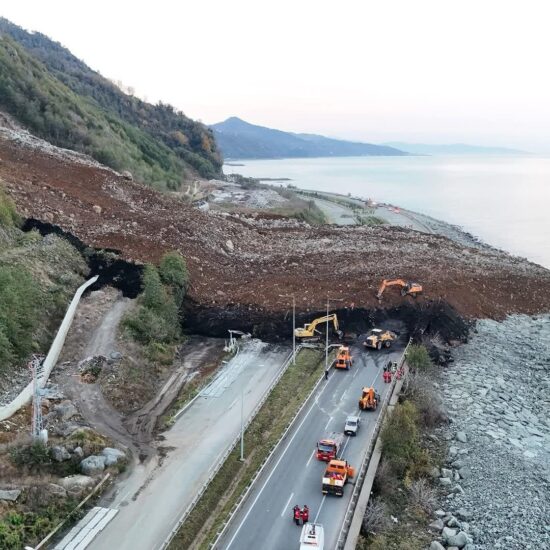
240 384 244 461
279 294 296 364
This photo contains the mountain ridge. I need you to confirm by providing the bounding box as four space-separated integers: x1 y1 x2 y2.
384 141 527 155
211 117 407 159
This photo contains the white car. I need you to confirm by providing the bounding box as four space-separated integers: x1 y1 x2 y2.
344 415 360 436
300 523 324 550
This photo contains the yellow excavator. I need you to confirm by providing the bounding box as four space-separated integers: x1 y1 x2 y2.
295 314 343 339
376 279 423 300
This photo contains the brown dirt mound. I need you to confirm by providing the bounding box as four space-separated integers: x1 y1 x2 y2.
1 133 549 320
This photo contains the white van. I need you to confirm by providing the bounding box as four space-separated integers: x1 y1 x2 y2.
299 522 324 550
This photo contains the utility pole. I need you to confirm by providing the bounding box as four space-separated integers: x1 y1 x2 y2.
240 384 244 461
325 295 330 372
29 355 46 443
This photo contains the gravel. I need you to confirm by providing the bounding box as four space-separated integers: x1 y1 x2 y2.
434 315 550 549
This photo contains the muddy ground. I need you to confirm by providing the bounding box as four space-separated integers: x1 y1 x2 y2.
1 125 550 325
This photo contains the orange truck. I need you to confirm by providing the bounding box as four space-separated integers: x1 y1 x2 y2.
316 432 344 461
334 346 353 370
322 459 355 496
358 387 380 411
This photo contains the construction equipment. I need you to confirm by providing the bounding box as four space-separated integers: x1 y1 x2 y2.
376 279 423 300
363 328 397 350
334 345 353 369
316 432 344 461
299 523 325 550
358 387 380 411
322 459 355 496
295 314 343 339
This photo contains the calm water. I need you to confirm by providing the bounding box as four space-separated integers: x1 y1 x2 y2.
226 156 550 269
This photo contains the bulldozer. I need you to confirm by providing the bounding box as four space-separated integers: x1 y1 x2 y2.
363 329 396 350
376 279 423 300
358 387 380 411
295 314 343 339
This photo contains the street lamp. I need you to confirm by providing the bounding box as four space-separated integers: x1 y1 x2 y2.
279 294 296 364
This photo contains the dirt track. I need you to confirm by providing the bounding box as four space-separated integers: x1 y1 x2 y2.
1 131 550 321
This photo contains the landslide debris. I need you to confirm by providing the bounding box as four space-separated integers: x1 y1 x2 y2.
1 126 550 324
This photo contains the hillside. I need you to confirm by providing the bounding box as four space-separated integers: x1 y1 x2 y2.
211 117 406 159
384 141 527 155
2 123 550 332
0 18 222 189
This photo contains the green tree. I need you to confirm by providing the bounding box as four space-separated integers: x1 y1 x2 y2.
0 188 20 227
406 345 432 371
141 264 165 310
159 251 188 291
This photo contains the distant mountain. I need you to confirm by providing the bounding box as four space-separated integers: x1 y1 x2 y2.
0 18 222 189
384 142 527 156
211 117 407 159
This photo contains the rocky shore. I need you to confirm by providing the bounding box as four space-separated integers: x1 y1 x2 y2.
427 315 550 549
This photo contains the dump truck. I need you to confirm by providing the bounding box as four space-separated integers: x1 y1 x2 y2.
316 432 344 461
295 314 343 340
363 328 396 350
358 387 380 411
334 345 353 370
376 278 423 300
322 459 355 496
299 523 324 550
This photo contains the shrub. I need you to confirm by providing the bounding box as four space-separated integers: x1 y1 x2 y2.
10 441 51 467
159 251 188 292
362 498 389 535
0 188 20 227
409 478 436 513
381 400 420 476
406 345 433 371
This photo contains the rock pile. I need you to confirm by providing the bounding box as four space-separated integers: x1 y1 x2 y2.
431 315 550 549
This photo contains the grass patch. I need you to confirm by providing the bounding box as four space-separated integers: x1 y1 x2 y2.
357 215 386 226
168 348 330 549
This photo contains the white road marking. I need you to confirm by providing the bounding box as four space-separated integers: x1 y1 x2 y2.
229 398 238 410
341 434 351 455
324 416 332 430
225 375 331 549
281 492 294 517
313 495 327 523
352 367 360 378
306 450 316 467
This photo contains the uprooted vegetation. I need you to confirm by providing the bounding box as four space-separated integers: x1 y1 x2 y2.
358 345 447 550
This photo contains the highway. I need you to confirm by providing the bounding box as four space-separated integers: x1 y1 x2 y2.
82 339 291 550
217 331 406 550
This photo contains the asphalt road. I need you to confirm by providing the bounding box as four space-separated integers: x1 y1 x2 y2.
86 339 290 550
218 332 406 550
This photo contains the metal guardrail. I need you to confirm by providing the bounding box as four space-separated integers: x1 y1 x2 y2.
335 338 412 549
159 344 305 550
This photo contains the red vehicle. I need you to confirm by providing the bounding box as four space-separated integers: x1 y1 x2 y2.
316 432 344 461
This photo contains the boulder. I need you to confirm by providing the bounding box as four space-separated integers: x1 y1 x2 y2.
439 477 452 486
80 455 106 475
429 466 441 478
456 508 472 521
0 489 21 502
447 531 470 548
441 468 453 478
434 509 446 517
442 526 457 541
73 446 84 458
225 239 234 252
456 431 468 443
51 445 71 462
60 475 95 492
109 351 122 361
54 400 78 421
429 519 444 531
446 516 459 527
121 170 133 181
430 542 445 550
101 447 125 466
46 483 67 498
92 204 102 215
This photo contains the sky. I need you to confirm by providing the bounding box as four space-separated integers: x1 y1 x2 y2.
1 0 550 151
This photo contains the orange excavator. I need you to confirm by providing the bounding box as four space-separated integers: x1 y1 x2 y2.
376 279 423 300
358 387 380 411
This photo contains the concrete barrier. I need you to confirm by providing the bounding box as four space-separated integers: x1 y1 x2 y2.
0 275 98 421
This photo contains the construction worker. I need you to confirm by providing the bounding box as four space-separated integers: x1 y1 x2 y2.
324 369 329 380
293 505 301 525
301 505 309 524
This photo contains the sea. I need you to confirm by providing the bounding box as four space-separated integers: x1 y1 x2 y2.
224 155 550 269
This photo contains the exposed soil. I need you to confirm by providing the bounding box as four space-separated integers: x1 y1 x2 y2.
1 125 550 328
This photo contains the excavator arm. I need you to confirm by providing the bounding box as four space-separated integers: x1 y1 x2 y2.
295 314 341 338
377 279 422 299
